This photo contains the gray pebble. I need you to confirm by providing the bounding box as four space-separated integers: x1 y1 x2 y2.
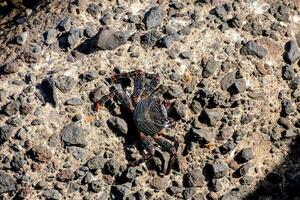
87 154 106 171
0 171 17 194
61 123 87 147
284 40 300 65
107 117 128 135
240 40 267 59
43 189 61 200
95 27 127 50
55 75 76 93
65 98 83 106
144 6 163 30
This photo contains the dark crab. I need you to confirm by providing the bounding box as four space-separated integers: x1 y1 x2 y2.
96 70 179 174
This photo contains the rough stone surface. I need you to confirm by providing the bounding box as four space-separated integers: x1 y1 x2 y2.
95 28 127 50
0 171 17 194
61 124 86 147
240 41 267 58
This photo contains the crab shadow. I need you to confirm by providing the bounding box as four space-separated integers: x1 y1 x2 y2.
244 135 300 200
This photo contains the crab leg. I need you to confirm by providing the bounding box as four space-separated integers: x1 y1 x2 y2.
95 85 133 111
129 132 155 166
153 134 179 174
142 73 160 98
131 70 144 105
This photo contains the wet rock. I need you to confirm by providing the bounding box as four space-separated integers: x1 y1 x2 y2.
150 176 169 190
44 29 57 45
43 189 61 200
61 123 86 147
184 169 205 187
282 65 295 80
15 31 28 45
0 125 13 143
87 154 106 171
240 40 267 59
140 30 161 48
202 109 223 126
89 180 102 192
202 58 219 78
57 17 72 31
40 77 58 107
3 59 22 74
55 75 76 93
283 40 300 64
30 145 52 162
107 117 128 135
144 6 163 30
95 27 127 50
191 127 215 144
235 148 254 163
111 183 131 199
103 159 120 176
57 169 74 182
210 160 229 179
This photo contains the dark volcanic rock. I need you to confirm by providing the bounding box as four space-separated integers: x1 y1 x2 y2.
282 65 295 80
61 123 86 147
40 77 58 107
107 117 128 135
236 148 255 163
210 160 229 179
111 183 131 200
144 6 163 30
140 30 161 48
57 17 72 31
0 171 17 194
43 189 61 200
283 40 300 64
191 127 216 144
240 40 267 58
202 58 219 78
202 109 223 126
184 169 205 187
95 27 127 50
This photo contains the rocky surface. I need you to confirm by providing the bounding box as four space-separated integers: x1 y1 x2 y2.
0 0 300 199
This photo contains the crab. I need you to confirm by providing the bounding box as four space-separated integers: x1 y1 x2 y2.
96 70 179 174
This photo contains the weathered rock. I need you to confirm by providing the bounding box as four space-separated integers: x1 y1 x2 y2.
43 189 61 200
191 127 215 144
10 154 26 171
15 31 28 45
144 6 163 30
202 58 219 78
202 109 223 126
210 160 229 179
61 124 86 147
284 40 300 64
55 75 76 93
57 169 74 182
110 183 131 199
2 100 20 116
95 27 127 50
87 154 106 171
0 171 17 194
103 159 120 176
282 65 295 80
107 117 128 135
281 99 295 116
67 29 81 48
150 176 169 190
90 180 102 192
240 41 267 58
140 30 161 48
30 145 52 162
3 59 22 74
0 125 13 143
65 98 83 106
236 148 255 163
57 17 72 31
220 71 236 91
44 29 58 45
184 169 205 187
229 79 247 94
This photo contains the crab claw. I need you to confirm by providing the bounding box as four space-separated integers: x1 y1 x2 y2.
163 117 176 128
